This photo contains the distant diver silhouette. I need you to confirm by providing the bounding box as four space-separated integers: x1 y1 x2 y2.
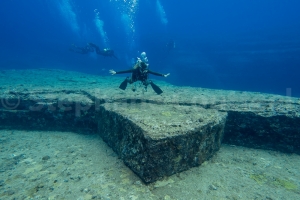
69 43 94 54
69 43 117 59
88 43 118 59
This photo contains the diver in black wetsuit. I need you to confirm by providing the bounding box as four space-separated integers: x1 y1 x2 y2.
88 43 118 59
69 43 117 59
69 43 94 54
109 52 170 95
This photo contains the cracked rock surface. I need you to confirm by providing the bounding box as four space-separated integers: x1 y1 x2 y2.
0 69 299 182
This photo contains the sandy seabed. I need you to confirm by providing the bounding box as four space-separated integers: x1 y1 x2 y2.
0 130 299 200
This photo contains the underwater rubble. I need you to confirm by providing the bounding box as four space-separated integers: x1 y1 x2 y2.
0 69 299 183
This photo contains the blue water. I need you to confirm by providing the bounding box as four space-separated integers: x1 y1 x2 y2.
1 0 300 96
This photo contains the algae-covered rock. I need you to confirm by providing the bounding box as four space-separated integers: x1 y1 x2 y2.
250 173 298 192
97 102 227 183
272 178 297 190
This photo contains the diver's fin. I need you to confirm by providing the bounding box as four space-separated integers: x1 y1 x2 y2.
150 82 163 94
119 79 128 90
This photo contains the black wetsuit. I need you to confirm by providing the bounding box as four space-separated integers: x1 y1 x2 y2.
70 43 117 59
116 64 164 85
115 62 165 94
88 43 117 59
69 44 94 54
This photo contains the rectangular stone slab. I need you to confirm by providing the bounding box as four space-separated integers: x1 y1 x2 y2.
97 102 227 183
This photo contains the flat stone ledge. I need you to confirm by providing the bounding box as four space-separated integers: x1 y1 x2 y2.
97 102 227 183
0 69 300 183
223 111 300 154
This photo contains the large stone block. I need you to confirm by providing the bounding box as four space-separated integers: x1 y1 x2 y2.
97 102 227 183
223 111 300 154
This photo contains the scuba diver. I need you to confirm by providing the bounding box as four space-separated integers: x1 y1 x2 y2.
109 52 170 95
69 43 117 59
88 43 118 59
69 43 94 54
